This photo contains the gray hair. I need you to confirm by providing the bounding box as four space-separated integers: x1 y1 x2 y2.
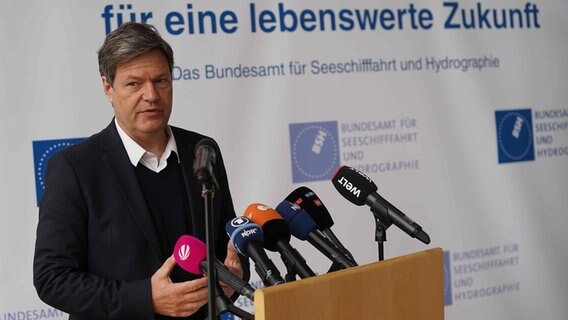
97 23 174 86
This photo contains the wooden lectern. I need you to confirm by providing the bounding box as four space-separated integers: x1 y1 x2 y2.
253 248 444 320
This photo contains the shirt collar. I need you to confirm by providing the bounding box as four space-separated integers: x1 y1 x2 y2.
114 118 179 168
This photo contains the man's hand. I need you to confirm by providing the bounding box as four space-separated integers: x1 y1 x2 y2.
220 241 244 297
151 256 209 317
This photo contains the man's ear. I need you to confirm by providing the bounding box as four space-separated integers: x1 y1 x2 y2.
101 76 114 103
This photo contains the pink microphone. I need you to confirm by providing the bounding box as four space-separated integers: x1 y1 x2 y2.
172 235 256 300
173 235 207 275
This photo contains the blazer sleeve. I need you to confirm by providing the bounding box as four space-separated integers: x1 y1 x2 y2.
33 151 154 319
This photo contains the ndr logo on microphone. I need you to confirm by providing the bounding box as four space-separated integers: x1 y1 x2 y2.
495 109 535 164
289 121 340 183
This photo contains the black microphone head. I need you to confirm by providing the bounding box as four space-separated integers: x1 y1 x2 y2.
286 186 334 230
193 138 218 182
194 137 218 152
331 165 377 206
258 220 291 252
243 203 292 252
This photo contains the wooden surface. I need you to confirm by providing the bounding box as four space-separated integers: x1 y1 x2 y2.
254 248 445 320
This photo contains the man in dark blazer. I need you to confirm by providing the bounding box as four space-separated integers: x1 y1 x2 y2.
33 23 248 319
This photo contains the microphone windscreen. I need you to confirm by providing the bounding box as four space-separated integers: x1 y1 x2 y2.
226 219 264 256
243 203 282 226
225 216 255 238
331 165 377 205
286 186 334 230
259 220 291 252
194 138 218 156
193 138 219 183
173 235 206 275
275 200 317 241
243 203 291 251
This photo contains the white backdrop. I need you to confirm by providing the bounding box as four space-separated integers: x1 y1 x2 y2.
1 1 567 319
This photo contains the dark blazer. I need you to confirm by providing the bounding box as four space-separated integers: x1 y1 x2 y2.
33 120 246 319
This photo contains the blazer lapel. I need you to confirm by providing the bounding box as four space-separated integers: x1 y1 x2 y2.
99 121 163 260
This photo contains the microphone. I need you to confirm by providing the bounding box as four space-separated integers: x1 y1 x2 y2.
331 165 431 244
193 138 218 185
173 235 255 301
225 217 285 286
285 187 358 266
243 203 316 279
275 200 356 269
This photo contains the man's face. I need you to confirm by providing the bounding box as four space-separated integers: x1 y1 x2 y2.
102 49 172 143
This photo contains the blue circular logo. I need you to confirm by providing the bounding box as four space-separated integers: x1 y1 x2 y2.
36 142 76 191
291 125 339 180
443 260 451 297
497 112 533 160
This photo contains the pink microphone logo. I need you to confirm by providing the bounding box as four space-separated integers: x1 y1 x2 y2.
174 235 207 275
178 244 191 261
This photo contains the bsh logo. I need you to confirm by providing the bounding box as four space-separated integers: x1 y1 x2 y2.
495 109 535 164
289 121 339 183
33 138 85 206
443 251 453 306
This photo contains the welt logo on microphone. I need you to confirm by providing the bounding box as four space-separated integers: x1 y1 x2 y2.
288 121 340 183
32 138 85 206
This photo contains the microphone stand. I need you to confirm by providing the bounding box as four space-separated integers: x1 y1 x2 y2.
321 229 358 267
201 182 218 319
203 182 253 320
198 167 251 320
278 246 316 280
281 254 298 282
211 282 255 320
202 192 255 320
371 207 392 261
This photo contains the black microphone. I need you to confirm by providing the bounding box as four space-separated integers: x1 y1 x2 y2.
275 200 356 269
331 165 431 244
243 203 316 279
225 217 285 286
285 187 358 266
173 235 255 301
193 138 218 185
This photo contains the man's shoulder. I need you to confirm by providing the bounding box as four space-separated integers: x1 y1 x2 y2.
170 125 213 145
56 123 116 162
